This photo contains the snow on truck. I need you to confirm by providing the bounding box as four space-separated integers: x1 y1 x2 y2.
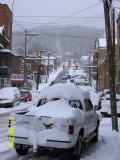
8 84 100 160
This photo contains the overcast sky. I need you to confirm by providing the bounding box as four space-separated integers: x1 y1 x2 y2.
0 0 120 31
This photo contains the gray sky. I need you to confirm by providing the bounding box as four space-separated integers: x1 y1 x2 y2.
1 0 120 31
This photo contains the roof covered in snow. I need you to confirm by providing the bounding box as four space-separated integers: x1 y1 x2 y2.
98 37 117 48
0 26 4 35
0 49 15 56
81 56 89 61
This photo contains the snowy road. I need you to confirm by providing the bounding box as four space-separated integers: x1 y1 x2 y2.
0 116 8 143
0 118 120 160
0 68 120 160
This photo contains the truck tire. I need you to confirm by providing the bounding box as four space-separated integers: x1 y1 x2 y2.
69 135 83 160
92 126 99 143
16 146 29 155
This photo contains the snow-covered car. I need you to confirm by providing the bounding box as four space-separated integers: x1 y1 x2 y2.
0 87 20 108
70 75 81 83
62 74 71 81
20 90 32 102
74 78 86 85
9 84 100 159
100 94 120 117
85 79 89 86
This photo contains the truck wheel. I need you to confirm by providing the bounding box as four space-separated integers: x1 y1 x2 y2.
16 146 29 155
69 135 83 160
92 126 99 143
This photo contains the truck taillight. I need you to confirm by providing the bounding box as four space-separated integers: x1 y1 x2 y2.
69 125 74 135
8 120 11 128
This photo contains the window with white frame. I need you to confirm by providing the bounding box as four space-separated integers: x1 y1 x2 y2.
27 63 31 70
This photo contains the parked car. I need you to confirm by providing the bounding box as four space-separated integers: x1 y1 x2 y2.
62 74 71 81
20 90 32 102
100 94 120 117
74 78 86 85
9 84 100 159
70 75 81 83
0 87 20 108
85 79 89 86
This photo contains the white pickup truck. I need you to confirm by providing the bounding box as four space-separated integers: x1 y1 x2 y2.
9 84 100 160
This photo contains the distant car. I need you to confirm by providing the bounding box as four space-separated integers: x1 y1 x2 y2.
62 74 71 80
20 90 32 102
65 74 71 79
0 87 20 108
99 89 110 105
100 94 120 117
74 78 86 85
70 75 81 83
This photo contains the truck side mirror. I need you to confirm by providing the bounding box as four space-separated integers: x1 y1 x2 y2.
94 105 101 111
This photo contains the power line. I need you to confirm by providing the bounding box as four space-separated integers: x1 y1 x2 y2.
13 14 104 26
12 17 103 31
50 2 102 24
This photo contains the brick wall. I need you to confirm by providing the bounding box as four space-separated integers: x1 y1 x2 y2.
0 3 12 50
12 55 38 76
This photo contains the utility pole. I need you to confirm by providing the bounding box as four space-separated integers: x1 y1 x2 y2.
104 54 107 89
89 51 91 86
36 49 40 90
103 0 118 131
47 53 50 78
24 30 28 89
24 30 38 89
96 50 99 93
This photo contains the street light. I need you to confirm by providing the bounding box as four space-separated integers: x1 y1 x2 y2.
24 30 38 89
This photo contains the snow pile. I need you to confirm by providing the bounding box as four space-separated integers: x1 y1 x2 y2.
36 83 90 102
81 118 120 160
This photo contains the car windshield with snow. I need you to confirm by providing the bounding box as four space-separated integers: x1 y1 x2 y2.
9 84 100 160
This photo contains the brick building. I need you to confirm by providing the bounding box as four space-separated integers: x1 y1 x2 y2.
93 37 117 92
0 26 14 89
0 3 12 50
11 55 47 88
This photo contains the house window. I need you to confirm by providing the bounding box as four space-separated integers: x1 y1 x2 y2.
20 64 24 71
27 63 31 70
8 23 10 37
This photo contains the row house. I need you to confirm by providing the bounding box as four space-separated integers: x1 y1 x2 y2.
0 3 13 89
0 26 14 89
11 55 48 89
93 37 117 92
10 54 56 89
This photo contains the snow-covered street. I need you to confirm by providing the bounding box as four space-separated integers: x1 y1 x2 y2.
0 118 120 160
0 68 120 160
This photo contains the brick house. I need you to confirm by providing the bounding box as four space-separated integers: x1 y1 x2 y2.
11 55 47 88
0 3 12 50
93 37 117 92
0 26 14 89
